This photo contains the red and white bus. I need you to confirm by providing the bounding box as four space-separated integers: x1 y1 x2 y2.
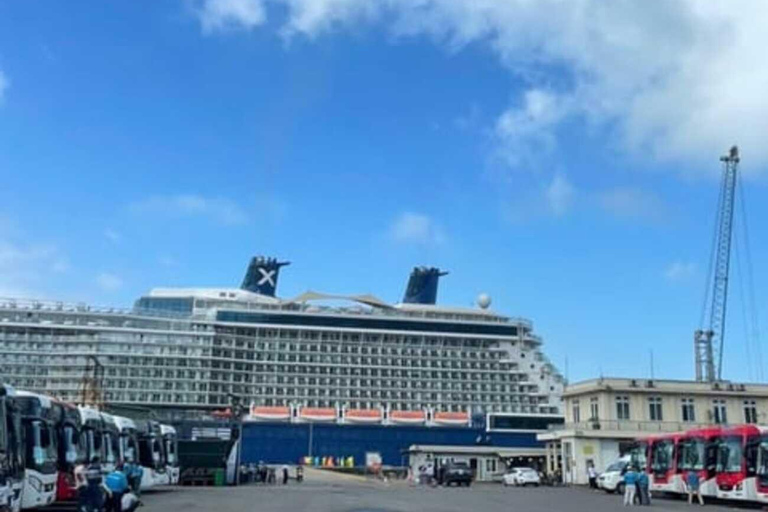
715 424 760 501
675 426 722 498
648 432 685 494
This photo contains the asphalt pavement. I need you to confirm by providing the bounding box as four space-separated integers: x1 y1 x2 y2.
134 469 756 512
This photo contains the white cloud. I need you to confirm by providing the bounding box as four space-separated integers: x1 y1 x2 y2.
96 272 123 292
0 240 67 298
192 0 768 172
389 212 444 245
545 173 575 217
597 187 666 221
130 194 248 226
104 228 122 243
0 71 8 103
194 0 266 33
495 89 571 168
664 261 696 282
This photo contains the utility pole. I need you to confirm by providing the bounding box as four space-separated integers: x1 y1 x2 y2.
695 146 740 382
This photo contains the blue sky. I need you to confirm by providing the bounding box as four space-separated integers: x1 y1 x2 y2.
1 0 767 383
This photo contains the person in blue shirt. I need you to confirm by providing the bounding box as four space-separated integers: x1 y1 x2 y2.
122 461 143 496
105 463 129 512
623 466 637 506
637 469 651 505
686 471 704 506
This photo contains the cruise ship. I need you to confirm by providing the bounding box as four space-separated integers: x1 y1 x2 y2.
0 257 564 426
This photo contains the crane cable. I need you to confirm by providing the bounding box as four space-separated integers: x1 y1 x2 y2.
737 173 763 381
733 226 753 381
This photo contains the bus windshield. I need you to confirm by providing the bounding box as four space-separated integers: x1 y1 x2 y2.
629 443 647 472
83 428 101 463
24 420 57 473
61 424 83 467
165 437 177 466
678 438 705 471
651 440 674 473
717 436 743 473
103 433 117 465
120 434 138 463
756 438 768 487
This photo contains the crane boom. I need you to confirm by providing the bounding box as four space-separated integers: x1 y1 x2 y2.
695 146 739 382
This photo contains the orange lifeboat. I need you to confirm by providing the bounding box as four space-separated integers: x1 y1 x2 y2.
345 409 382 423
250 406 291 421
389 410 426 424
299 407 336 422
433 411 470 426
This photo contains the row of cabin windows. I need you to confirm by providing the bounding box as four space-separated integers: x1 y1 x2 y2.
571 396 759 424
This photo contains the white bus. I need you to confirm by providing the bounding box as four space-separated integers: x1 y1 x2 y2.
0 385 23 512
14 391 57 510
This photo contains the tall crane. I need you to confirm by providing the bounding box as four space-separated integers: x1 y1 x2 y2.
695 146 740 382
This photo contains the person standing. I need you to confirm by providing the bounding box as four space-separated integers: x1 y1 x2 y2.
282 465 289 485
686 471 704 506
82 456 108 512
105 464 129 512
587 463 598 490
623 466 637 506
637 469 651 505
74 461 88 512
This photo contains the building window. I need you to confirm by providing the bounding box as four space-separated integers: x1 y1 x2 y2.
648 397 663 421
616 396 630 421
572 399 581 423
744 400 758 424
485 458 497 473
713 399 727 424
589 397 599 421
681 398 696 422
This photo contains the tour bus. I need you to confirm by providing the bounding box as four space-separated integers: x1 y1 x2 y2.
715 424 760 501
648 432 685 494
77 407 103 467
0 385 23 512
100 413 120 474
138 420 168 489
14 391 57 510
675 426 722 499
160 424 179 485
53 402 86 503
114 415 140 466
751 426 768 504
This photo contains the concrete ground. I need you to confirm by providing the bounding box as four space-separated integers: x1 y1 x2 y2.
136 469 756 512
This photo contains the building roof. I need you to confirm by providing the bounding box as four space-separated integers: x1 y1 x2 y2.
563 377 768 398
407 444 545 458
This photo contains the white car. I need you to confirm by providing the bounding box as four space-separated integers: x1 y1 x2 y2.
598 458 629 493
503 467 541 487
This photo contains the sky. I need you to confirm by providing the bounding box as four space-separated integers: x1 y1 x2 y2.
1 0 767 384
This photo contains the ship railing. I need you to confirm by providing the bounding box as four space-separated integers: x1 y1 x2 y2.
547 420 716 433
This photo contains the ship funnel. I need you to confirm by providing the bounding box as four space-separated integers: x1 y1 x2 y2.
240 256 290 297
402 267 448 305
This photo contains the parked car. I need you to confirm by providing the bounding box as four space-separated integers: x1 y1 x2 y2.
597 457 629 494
503 467 541 487
442 462 473 487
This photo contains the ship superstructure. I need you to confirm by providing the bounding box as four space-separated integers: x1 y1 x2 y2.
0 257 564 422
